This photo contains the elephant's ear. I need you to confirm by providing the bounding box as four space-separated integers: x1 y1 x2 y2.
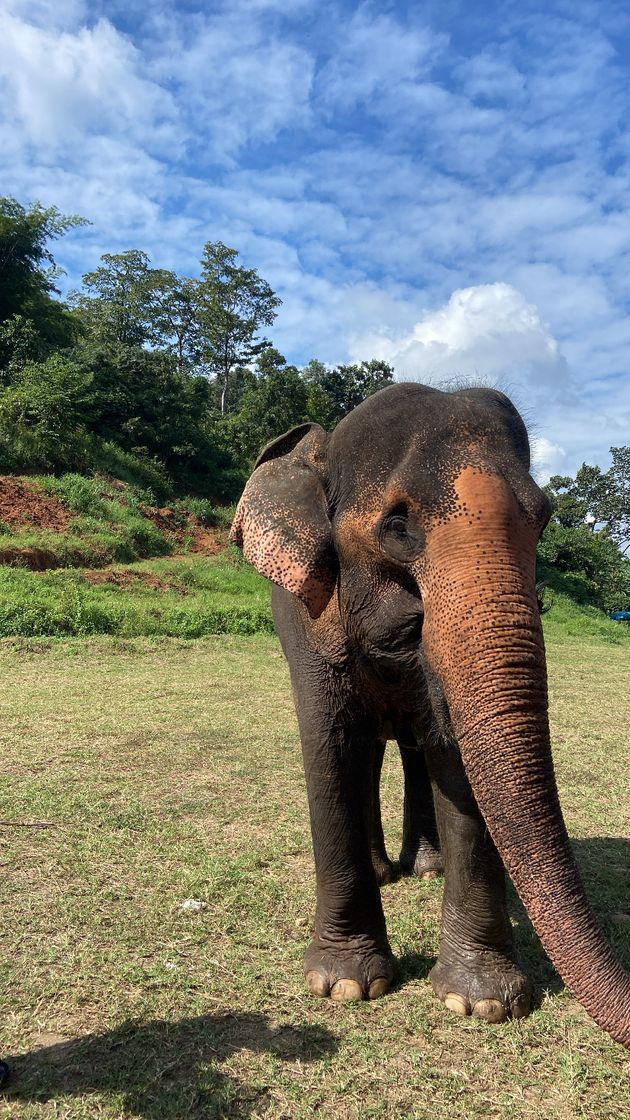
230 424 337 618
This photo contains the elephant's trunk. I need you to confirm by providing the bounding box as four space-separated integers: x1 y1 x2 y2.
417 469 630 1046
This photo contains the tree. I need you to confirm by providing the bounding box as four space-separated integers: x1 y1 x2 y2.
143 271 203 372
546 448 630 552
303 358 394 428
73 250 156 349
227 348 308 464
0 354 93 471
541 451 630 609
197 242 281 414
0 197 85 359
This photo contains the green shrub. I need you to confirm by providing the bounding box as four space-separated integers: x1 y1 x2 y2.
39 473 109 518
90 441 172 504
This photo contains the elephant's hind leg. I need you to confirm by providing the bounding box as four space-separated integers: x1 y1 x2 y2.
398 742 444 879
425 736 531 1023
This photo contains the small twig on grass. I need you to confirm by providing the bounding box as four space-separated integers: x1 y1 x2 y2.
0 820 56 829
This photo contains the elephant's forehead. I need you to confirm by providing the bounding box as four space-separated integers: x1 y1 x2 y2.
332 434 483 515
333 439 543 530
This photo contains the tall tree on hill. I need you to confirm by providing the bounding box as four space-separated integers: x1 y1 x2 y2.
74 250 156 349
0 197 86 363
143 270 203 372
197 241 281 414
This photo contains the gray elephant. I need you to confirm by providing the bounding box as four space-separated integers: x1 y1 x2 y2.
231 382 629 1045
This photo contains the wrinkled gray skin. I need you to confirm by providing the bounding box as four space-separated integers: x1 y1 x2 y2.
231 383 629 1044
369 741 443 886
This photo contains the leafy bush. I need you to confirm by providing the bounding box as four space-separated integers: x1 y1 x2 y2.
0 354 93 471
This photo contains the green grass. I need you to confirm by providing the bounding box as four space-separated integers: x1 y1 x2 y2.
0 634 628 1118
1 537 629 643
541 588 630 645
0 554 273 638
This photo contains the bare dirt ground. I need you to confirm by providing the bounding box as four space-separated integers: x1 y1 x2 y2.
0 475 229 569
0 477 69 533
80 569 183 591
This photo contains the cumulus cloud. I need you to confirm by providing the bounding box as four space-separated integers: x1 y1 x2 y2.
347 283 568 393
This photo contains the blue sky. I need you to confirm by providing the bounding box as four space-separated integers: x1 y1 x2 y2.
1 1 629 479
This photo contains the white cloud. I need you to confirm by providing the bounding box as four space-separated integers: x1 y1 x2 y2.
145 7 314 162
4 0 88 28
0 13 178 152
347 283 568 392
318 6 445 111
530 436 568 483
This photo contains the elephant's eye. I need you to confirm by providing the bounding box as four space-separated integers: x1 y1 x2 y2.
379 506 424 563
388 515 408 537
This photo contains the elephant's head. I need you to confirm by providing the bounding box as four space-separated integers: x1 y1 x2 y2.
231 382 629 1046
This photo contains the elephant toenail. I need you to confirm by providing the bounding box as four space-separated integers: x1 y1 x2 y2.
368 977 390 999
472 998 507 1023
306 970 329 998
330 978 363 1002
511 991 532 1019
420 870 440 880
444 993 470 1016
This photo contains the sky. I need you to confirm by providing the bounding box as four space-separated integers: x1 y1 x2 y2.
1 0 629 480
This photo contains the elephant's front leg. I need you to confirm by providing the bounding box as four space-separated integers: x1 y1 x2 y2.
425 738 532 1022
368 738 397 885
299 702 395 1002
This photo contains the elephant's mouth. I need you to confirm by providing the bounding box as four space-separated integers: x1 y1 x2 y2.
358 647 420 683
342 583 424 674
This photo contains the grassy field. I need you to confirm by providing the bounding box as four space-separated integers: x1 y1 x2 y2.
0 633 628 1119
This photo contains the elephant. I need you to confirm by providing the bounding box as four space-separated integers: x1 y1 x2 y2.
369 739 443 885
230 382 629 1046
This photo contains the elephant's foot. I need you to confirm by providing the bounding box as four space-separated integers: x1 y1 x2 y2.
430 952 531 1023
399 840 444 880
304 940 395 1001
371 850 397 886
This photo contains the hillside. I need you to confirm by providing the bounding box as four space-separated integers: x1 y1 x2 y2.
0 473 229 570
0 472 628 644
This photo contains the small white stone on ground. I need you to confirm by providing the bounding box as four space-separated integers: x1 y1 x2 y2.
177 898 208 912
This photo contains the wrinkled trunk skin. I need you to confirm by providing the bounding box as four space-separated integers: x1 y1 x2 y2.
416 470 630 1046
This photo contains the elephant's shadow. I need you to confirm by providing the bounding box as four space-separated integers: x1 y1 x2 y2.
397 835 630 1005
3 1012 339 1119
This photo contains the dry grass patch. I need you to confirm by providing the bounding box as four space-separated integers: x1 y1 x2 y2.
0 635 628 1119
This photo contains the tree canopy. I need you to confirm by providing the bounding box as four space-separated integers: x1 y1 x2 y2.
540 460 630 610
0 195 395 498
